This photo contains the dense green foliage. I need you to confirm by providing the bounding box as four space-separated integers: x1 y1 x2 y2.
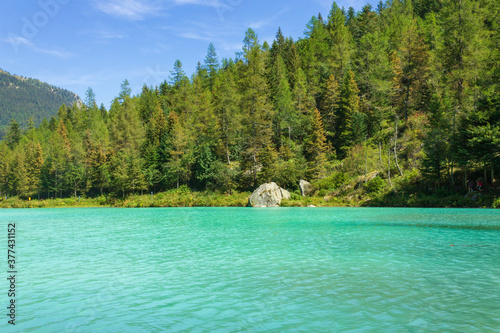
0 69 82 138
0 0 498 207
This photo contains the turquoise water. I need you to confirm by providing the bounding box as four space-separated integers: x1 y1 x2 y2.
1 208 499 332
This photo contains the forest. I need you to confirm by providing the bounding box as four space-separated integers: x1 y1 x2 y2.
0 0 499 207
0 69 82 138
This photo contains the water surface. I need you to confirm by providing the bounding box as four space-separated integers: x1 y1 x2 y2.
1 208 499 332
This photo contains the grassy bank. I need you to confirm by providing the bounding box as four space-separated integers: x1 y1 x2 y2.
0 188 251 209
1 175 499 209
1 190 497 209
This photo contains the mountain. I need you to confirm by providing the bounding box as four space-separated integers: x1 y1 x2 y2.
0 68 82 137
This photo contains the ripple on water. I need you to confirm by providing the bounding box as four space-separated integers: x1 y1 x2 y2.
2 207 499 332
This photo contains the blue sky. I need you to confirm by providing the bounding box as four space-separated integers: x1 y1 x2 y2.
1 0 371 107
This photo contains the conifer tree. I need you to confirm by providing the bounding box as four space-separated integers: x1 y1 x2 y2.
304 109 329 179
25 142 44 195
109 95 144 153
11 152 28 196
169 60 187 88
327 3 353 77
321 74 342 142
292 68 316 141
258 138 278 184
0 146 12 196
439 0 485 112
239 28 274 188
204 43 219 90
391 19 430 120
213 68 241 165
273 55 294 148
164 111 193 188
6 119 21 149
338 70 360 156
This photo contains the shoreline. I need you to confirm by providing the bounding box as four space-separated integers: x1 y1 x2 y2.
0 191 497 209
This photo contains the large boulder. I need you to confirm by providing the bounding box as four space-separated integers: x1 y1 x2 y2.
248 182 291 207
299 179 313 197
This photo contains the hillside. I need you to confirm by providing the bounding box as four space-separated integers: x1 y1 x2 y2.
0 69 82 137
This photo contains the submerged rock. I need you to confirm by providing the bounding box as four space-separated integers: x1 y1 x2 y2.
299 179 313 197
248 182 291 207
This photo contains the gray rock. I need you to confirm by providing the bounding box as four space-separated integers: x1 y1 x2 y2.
299 179 313 197
248 182 291 207
308 205 316 208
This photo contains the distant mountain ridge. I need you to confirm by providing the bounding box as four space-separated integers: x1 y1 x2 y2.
0 68 82 137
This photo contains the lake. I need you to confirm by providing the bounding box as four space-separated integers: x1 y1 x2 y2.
1 208 499 332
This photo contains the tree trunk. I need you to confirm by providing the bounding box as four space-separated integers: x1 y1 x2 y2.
379 142 383 166
394 118 404 177
226 140 231 165
364 137 368 184
464 164 468 192
288 126 292 147
388 149 393 188
404 79 410 121
451 109 456 186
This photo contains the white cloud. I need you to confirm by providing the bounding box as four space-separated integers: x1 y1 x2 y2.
4 35 71 58
92 0 229 20
249 8 289 30
78 28 126 41
93 0 159 20
177 31 212 41
171 0 226 7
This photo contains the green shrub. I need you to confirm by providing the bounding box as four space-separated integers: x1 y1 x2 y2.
313 172 349 193
365 176 385 193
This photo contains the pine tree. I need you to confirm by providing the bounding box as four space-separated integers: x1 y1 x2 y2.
326 2 353 77
164 111 193 188
239 28 274 188
25 142 44 195
11 152 28 196
0 146 12 196
213 68 242 165
118 80 132 103
6 119 21 149
440 0 486 113
301 15 330 98
304 109 329 179
138 85 159 122
273 55 294 148
391 19 430 120
126 149 147 194
204 43 219 90
257 138 278 184
109 95 145 153
338 70 360 156
85 87 98 110
292 68 316 141
286 43 301 89
169 60 187 88
320 74 342 142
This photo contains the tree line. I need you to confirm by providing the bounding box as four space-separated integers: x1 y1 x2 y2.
0 0 498 200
